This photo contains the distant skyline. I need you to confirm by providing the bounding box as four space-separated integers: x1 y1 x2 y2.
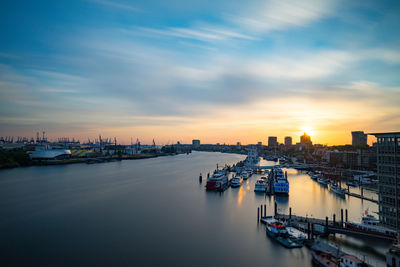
1 0 399 145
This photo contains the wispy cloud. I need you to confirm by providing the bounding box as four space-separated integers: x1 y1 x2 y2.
135 26 255 42
89 0 139 12
229 0 338 33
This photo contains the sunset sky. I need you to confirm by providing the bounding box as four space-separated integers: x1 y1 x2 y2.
1 0 399 145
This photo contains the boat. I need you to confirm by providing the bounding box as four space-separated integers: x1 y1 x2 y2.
230 176 243 188
245 168 253 178
265 218 303 248
205 170 229 191
286 226 307 243
317 177 330 187
254 179 266 192
345 210 397 239
310 174 321 181
329 183 346 197
311 239 370 267
271 168 289 195
240 172 249 180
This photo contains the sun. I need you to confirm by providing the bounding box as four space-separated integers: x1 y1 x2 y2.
301 126 314 136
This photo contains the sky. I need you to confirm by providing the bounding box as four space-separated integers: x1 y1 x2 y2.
0 0 399 145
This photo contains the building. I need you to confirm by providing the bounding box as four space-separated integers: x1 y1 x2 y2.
236 142 241 149
268 136 278 148
284 136 292 146
300 133 312 146
352 131 368 146
192 139 200 149
369 132 400 231
29 148 71 160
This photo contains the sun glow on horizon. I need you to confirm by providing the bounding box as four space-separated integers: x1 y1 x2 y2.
301 126 314 137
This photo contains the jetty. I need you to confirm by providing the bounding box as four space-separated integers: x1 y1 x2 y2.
257 202 396 241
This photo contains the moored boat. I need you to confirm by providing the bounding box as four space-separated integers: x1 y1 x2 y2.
317 177 330 187
230 176 243 188
254 179 266 192
265 218 303 248
329 183 346 197
205 170 229 191
345 210 397 239
271 168 289 195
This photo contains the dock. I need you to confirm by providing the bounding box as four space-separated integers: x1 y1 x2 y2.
257 203 396 241
345 191 378 204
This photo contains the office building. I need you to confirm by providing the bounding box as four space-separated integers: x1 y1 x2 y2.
352 131 368 146
370 132 400 230
192 139 200 148
268 136 278 148
284 136 292 146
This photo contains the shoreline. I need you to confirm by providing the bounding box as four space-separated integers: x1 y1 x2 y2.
0 152 178 170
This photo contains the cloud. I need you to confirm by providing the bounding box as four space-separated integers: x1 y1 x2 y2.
89 0 139 12
229 0 338 33
134 26 256 42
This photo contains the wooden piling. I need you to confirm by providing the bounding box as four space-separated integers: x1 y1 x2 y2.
325 216 329 234
264 204 266 217
199 173 202 183
289 207 292 220
361 187 364 197
261 205 263 218
345 209 348 222
341 209 343 227
311 223 314 240
257 207 260 222
274 202 277 217
307 222 311 239
333 214 336 226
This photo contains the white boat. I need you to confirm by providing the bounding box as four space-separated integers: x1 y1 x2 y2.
329 183 346 197
317 177 329 186
230 176 243 188
254 179 266 192
345 210 397 238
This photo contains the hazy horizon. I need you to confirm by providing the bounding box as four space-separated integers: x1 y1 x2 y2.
1 0 399 145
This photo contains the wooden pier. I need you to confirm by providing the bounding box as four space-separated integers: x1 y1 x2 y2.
257 203 395 241
345 191 378 204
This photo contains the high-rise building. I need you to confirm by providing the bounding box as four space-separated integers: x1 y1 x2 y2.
268 136 278 148
284 136 292 146
352 131 368 146
300 133 312 146
192 139 200 148
237 142 241 149
370 132 400 231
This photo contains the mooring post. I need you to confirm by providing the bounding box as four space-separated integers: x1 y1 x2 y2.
325 216 329 234
261 205 263 219
311 223 314 240
199 173 202 183
333 214 336 226
264 204 266 217
307 222 311 240
345 209 348 222
257 207 260 222
289 207 292 220
341 209 343 227
274 202 277 217
361 187 364 197
347 185 350 193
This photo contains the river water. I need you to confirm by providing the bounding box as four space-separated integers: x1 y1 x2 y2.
0 152 390 266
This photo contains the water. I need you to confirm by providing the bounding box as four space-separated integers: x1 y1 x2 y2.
0 152 390 266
